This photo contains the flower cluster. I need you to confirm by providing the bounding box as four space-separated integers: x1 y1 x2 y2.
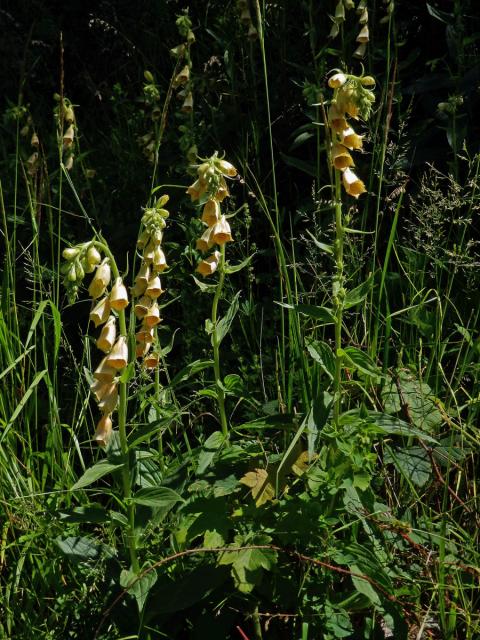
62 243 130 446
172 13 195 116
329 0 369 59
54 95 76 171
327 71 375 198
186 154 238 276
132 196 170 369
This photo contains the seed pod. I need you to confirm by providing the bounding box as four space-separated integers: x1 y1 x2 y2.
94 356 117 382
94 415 113 447
145 275 163 298
89 296 110 328
88 260 111 299
342 168 366 198
110 278 129 311
202 199 220 226
331 143 355 171
212 216 233 245
96 316 117 353
144 302 161 328
196 251 221 277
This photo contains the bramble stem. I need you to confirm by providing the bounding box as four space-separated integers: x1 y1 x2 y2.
211 244 228 439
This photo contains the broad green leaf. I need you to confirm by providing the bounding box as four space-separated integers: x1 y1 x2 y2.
240 468 275 506
196 431 225 475
192 275 217 293
344 273 375 309
56 536 108 563
349 564 381 606
120 566 157 613
72 460 124 490
225 254 254 274
169 359 214 387
340 347 381 378
132 486 184 509
278 302 335 324
384 446 432 487
215 291 240 345
59 505 108 523
306 338 335 379
365 412 438 443
218 535 277 593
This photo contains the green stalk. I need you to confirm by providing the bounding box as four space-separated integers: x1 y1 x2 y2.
211 244 228 439
333 169 344 428
94 241 139 573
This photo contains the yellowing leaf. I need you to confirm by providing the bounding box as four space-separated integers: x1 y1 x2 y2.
240 468 275 507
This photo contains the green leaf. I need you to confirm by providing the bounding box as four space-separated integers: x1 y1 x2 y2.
169 359 214 387
343 273 375 309
120 566 157 614
381 372 442 433
59 505 108 523
196 431 225 475
225 254 255 274
384 446 432 487
279 302 335 325
218 535 277 593
56 536 104 563
192 275 217 293
306 338 335 379
72 460 124 490
132 486 184 509
340 347 381 378
305 229 333 254
349 564 381 606
366 412 438 443
215 291 240 345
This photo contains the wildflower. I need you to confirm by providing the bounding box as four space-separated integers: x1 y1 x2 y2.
153 247 168 272
202 199 220 226
174 65 190 87
63 125 75 148
97 384 118 414
212 216 233 245
136 341 151 358
328 105 348 133
86 245 102 267
341 127 363 150
145 275 163 298
94 356 117 382
109 278 129 311
31 132 39 147
89 296 110 328
342 168 367 198
215 179 229 202
196 226 215 253
94 415 113 447
105 336 128 370
144 302 161 327
196 251 221 277
181 92 193 113
134 296 151 319
88 260 111 299
331 143 355 170
217 160 237 177
144 352 160 369
186 178 207 202
136 327 155 344
328 73 347 89
353 43 367 59
356 25 369 43
62 247 80 261
96 316 117 353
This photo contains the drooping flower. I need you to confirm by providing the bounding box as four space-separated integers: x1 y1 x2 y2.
331 143 355 171
94 415 113 447
96 316 117 353
110 278 129 311
328 73 347 89
89 296 110 328
341 127 363 150
105 336 128 370
88 260 111 299
211 216 233 245
196 251 221 277
201 199 220 226
342 168 367 198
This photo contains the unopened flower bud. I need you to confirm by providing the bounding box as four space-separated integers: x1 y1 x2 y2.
88 260 111 299
217 160 237 177
86 245 102 266
62 247 80 261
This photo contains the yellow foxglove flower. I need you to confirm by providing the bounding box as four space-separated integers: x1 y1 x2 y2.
342 168 367 198
31 132 39 147
105 336 128 370
135 341 151 358
88 260 111 299
134 295 151 319
174 64 190 86
135 262 151 290
328 73 347 89
341 127 363 150
196 226 215 253
247 23 258 40
186 178 207 202
240 7 251 24
353 42 367 59
215 179 229 202
145 275 163 298
212 216 233 245
144 302 161 328
86 245 101 267
144 352 159 369
328 105 348 133
153 246 168 273
96 316 117 353
359 8 368 24
334 1 345 20
63 124 75 147
356 25 369 43
143 241 155 263
328 21 340 39
331 143 355 170
136 326 155 344
217 160 237 177
94 356 117 382
98 384 118 414
89 296 110 328
181 92 193 113
201 199 220 226
94 415 113 447
110 277 129 311
90 378 114 402
196 251 221 277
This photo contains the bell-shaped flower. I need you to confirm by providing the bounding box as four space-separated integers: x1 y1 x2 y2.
142 241 155 263
94 415 113 447
63 124 75 148
196 226 215 253
328 73 347 89
135 340 151 358
186 178 207 202
215 179 229 202
88 260 111 299
144 352 159 369
134 262 151 292
90 378 115 402
94 356 117 382
181 92 193 113
212 216 233 245
96 316 117 353
341 127 363 150
134 295 151 319
109 278 129 311
144 302 161 328
328 105 348 133
136 326 155 344
174 64 190 87
201 199 220 226
356 25 369 43
97 384 118 414
342 168 367 198
217 160 237 177
145 275 163 298
89 296 110 328
331 143 355 170
153 246 168 273
196 251 221 277
353 42 367 59
105 336 128 370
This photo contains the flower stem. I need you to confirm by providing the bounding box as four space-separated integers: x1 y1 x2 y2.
211 244 228 439
94 241 139 573
332 170 344 429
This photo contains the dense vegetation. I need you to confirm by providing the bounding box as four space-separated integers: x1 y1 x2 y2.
1 1 479 638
